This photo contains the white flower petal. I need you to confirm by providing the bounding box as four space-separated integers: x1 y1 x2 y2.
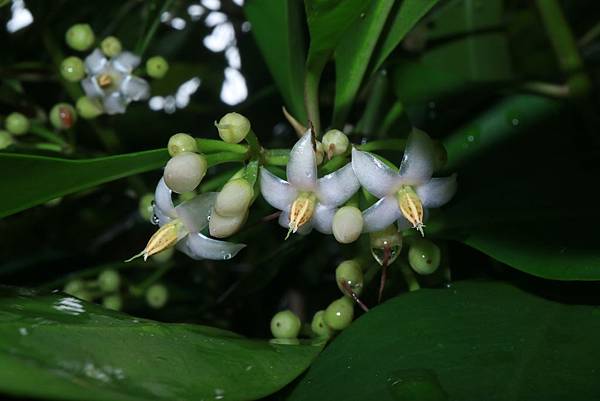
317 163 360 206
176 192 218 233
103 92 127 114
417 174 457 208
120 75 150 101
278 211 313 235
351 148 401 198
81 77 103 98
112 51 141 73
260 167 298 211
398 129 435 185
287 130 317 191
154 178 176 218
84 49 107 74
362 195 402 233
178 232 246 260
312 204 336 234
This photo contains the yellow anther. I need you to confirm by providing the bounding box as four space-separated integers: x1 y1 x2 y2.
126 219 184 262
286 193 316 239
397 185 425 236
97 73 113 88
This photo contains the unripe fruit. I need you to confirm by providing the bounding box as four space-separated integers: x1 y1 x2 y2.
335 260 363 297
215 178 253 217
5 112 29 135
270 310 301 339
98 269 121 292
311 310 334 338
146 56 169 79
138 193 154 221
100 36 122 57
163 151 207 194
146 283 169 309
50 103 77 129
408 238 441 275
102 294 123 311
65 23 95 51
64 279 85 296
76 96 103 119
60 56 85 82
209 210 247 238
167 133 198 156
324 297 354 330
332 206 363 244
322 129 349 157
0 130 14 149
215 112 250 144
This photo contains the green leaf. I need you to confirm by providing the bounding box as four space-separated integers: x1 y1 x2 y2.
332 0 394 126
244 0 307 122
370 0 440 73
0 288 322 401
288 281 600 401
0 150 245 219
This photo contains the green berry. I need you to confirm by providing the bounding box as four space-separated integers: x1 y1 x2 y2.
335 260 363 297
270 310 301 339
102 294 123 311
215 178 254 217
138 193 154 221
167 133 198 156
408 238 441 275
5 112 29 135
146 56 169 79
324 297 354 330
164 151 208 194
311 310 334 338
50 103 77 129
64 279 85 296
76 96 103 119
146 284 169 309
60 56 85 82
100 36 122 57
65 23 95 51
0 130 14 149
215 112 251 144
98 269 121 292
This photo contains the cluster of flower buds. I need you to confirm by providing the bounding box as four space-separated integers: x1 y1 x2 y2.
60 24 170 118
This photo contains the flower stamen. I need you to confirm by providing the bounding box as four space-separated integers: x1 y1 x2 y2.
286 193 316 239
126 219 184 262
97 73 113 88
397 185 425 236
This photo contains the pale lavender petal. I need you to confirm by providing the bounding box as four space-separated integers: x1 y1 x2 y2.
84 49 107 74
260 167 298 211
351 148 401 198
175 192 217 233
103 92 127 114
154 178 176 218
398 129 435 185
287 130 317 191
178 232 246 260
317 163 360 206
112 51 141 73
81 77 103 98
417 174 457 208
362 195 402 233
120 75 150 101
278 211 313 235
312 204 336 234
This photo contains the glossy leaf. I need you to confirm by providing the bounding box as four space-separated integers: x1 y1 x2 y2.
289 281 600 401
244 0 307 122
0 288 322 401
0 150 245 219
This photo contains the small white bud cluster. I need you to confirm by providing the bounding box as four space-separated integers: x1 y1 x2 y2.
209 178 254 238
163 133 207 194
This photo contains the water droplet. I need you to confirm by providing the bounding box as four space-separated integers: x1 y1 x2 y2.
223 253 232 260
151 214 160 225
214 388 225 400
360 12 366 18
245 365 253 371
18 327 28 336
387 369 447 401
371 245 401 266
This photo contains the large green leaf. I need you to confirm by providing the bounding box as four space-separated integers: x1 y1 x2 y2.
0 287 321 401
0 150 244 219
288 281 600 401
244 0 307 122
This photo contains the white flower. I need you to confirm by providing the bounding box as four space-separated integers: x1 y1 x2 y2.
352 129 457 235
260 129 360 237
148 178 246 260
81 49 150 115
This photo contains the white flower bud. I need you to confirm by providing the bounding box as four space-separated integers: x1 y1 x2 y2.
168 133 198 156
209 210 248 238
215 112 251 144
332 206 364 244
322 129 349 158
164 152 207 194
215 178 254 217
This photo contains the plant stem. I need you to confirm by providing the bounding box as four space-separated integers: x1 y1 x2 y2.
400 263 420 292
380 101 404 137
196 138 248 154
304 66 323 135
263 148 290 166
354 70 388 135
135 0 175 57
245 129 262 159
205 151 249 167
29 123 70 149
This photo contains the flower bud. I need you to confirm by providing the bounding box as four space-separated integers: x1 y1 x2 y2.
215 178 254 217
65 23 95 51
0 130 14 150
102 294 122 311
164 152 207 193
5 112 29 135
50 103 77 130
146 56 169 79
322 129 349 159
167 133 198 156
408 238 441 275
270 310 301 339
209 210 247 238
324 297 354 330
146 283 169 309
76 96 103 119
60 56 85 82
215 112 251 144
335 260 363 296
98 269 121 292
311 310 333 338
332 206 363 244
100 36 122 57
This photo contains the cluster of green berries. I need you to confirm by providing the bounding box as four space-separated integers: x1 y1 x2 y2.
0 112 29 149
